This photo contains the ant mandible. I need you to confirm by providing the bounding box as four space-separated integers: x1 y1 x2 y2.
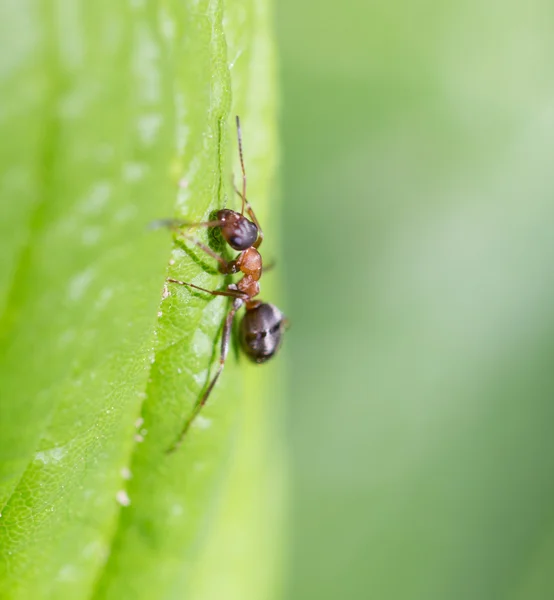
165 116 287 452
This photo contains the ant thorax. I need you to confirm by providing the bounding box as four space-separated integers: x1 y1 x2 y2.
236 247 262 280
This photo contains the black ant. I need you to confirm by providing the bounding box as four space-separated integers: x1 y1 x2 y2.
163 116 287 452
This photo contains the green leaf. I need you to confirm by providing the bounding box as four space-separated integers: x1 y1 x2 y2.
0 2 285 599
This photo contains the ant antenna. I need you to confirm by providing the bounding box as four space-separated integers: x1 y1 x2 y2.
236 115 247 216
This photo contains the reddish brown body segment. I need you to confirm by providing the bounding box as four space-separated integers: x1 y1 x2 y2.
236 246 262 279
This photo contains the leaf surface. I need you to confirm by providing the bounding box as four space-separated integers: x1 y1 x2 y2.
0 2 284 599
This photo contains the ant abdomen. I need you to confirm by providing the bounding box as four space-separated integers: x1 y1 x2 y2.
240 303 286 363
216 209 258 250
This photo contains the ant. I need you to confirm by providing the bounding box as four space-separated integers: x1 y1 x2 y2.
164 116 287 452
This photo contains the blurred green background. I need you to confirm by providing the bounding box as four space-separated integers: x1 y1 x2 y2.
2 1 554 598
276 1 554 599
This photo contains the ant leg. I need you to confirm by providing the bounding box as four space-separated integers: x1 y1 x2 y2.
262 260 276 273
152 218 237 271
167 297 243 453
167 278 247 299
180 235 236 273
149 218 223 231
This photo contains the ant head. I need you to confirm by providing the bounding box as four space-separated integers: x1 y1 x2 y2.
239 303 286 363
217 209 258 251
